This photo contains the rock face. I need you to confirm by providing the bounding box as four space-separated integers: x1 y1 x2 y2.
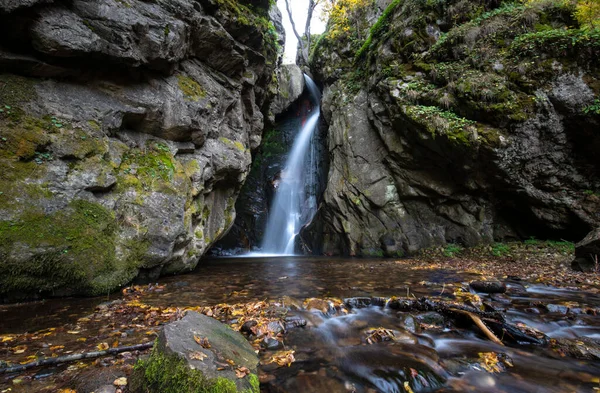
0 0 283 299
131 311 259 393
572 228 600 272
270 64 306 116
308 0 600 256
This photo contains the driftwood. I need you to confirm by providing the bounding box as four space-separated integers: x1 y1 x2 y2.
348 297 546 347
450 308 504 346
0 342 154 374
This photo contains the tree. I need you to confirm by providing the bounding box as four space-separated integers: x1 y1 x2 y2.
283 0 322 65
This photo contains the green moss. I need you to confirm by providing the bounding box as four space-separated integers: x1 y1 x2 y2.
0 74 37 108
219 137 247 152
0 199 139 296
117 141 179 194
355 0 402 62
403 105 476 145
131 347 259 393
177 75 207 102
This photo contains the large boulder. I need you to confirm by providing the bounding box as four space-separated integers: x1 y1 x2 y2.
0 0 284 300
572 228 600 272
131 312 259 393
270 64 306 116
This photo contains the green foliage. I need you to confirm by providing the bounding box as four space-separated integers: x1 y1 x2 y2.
444 243 463 257
524 237 575 253
574 0 600 29
583 98 600 114
403 105 476 144
491 242 510 256
509 27 600 61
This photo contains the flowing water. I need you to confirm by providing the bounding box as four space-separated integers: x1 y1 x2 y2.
1 257 600 392
260 75 321 255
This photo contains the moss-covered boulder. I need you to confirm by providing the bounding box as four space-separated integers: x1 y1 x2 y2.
130 312 259 393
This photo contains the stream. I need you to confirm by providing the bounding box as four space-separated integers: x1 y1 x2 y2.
1 256 599 392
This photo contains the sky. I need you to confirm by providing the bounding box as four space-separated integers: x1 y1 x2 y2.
276 0 327 64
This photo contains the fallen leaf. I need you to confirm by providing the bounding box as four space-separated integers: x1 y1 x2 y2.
189 351 208 361
268 350 295 367
113 377 127 386
194 335 211 348
97 342 109 351
235 367 250 378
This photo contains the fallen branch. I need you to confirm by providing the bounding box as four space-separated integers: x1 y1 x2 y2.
0 342 154 374
450 308 504 346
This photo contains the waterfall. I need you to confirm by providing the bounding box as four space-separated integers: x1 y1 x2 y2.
261 75 321 255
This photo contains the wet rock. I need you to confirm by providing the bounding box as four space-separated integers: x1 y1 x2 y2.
271 64 306 116
304 298 333 314
415 312 445 328
469 281 507 294
130 312 259 392
397 314 420 334
261 337 283 350
572 227 600 272
241 320 257 335
546 304 570 314
344 297 375 308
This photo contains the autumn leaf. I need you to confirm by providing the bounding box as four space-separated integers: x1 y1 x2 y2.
193 335 211 348
12 345 27 354
58 389 77 393
113 377 127 386
268 350 295 367
404 382 415 393
97 342 109 351
235 367 250 378
189 351 207 361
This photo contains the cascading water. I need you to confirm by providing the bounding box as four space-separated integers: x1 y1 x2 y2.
261 75 321 255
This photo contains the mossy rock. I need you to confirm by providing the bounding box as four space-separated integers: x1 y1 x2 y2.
130 312 259 393
0 199 142 297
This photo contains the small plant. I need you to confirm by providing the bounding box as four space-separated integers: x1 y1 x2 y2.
491 243 510 256
444 243 463 257
524 237 539 245
583 99 600 115
50 117 63 128
33 151 53 165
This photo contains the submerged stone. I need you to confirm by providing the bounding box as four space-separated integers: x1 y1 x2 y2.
469 281 507 294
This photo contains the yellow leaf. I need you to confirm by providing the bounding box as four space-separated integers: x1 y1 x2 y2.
57 389 77 393
67 331 80 335
113 377 127 386
97 342 109 351
189 351 207 361
404 382 415 393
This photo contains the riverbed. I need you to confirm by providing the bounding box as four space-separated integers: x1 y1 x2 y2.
1 252 599 392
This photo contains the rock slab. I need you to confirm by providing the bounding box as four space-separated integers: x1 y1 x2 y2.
131 311 259 393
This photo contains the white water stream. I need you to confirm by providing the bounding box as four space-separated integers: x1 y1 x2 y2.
260 75 321 255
